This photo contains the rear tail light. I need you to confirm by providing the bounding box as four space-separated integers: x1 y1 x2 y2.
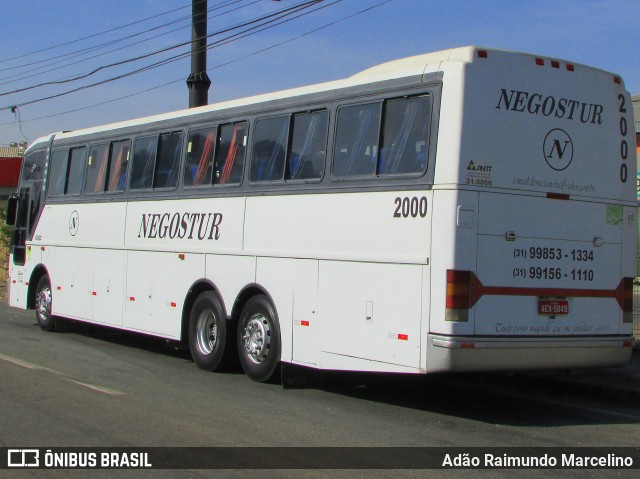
446 270 474 322
621 277 633 323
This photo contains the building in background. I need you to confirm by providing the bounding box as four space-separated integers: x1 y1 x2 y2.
0 143 25 199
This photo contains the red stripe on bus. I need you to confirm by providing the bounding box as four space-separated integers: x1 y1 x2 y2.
468 273 627 310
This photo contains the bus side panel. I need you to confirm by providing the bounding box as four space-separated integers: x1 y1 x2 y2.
243 192 431 264
255 257 318 366
124 250 204 339
93 249 126 327
318 260 423 370
205 254 256 318
51 246 95 320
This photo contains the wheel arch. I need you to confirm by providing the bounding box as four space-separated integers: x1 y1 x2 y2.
27 264 50 310
230 283 276 325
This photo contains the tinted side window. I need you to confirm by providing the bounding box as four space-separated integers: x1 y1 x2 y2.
332 95 431 178
85 144 109 193
184 127 215 187
251 116 289 182
379 95 431 175
333 103 381 177
21 150 46 181
130 136 156 190
286 111 327 180
154 132 182 189
48 150 68 196
215 122 247 185
66 147 86 195
106 140 130 192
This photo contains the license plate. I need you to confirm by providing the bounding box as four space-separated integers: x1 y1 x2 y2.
538 298 569 315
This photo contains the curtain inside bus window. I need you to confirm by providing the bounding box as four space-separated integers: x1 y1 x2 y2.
85 145 107 193
48 150 69 196
154 132 182 188
130 136 156 189
286 110 328 180
379 95 431 175
333 103 380 177
217 122 247 185
251 117 288 182
184 128 214 187
107 140 130 192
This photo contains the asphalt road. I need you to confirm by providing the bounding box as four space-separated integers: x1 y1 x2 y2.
1 299 639 478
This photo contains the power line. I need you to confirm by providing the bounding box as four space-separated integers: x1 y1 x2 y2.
1 0 326 108
0 0 318 98
0 0 196 64
0 0 392 128
0 0 250 78
0 0 260 90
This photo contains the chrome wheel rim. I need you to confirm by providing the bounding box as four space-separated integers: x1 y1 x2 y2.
35 285 52 322
241 314 271 364
196 310 218 355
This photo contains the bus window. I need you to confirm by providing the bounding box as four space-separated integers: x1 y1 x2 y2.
65 147 86 196
22 150 46 181
130 136 157 190
333 103 380 177
286 111 327 181
85 144 109 193
216 122 247 185
184 127 215 187
48 150 69 196
379 95 431 175
251 116 289 182
106 140 130 192
154 132 182 189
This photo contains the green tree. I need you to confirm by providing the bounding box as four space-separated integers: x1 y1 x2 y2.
0 203 11 251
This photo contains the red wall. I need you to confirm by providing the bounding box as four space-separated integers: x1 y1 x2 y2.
0 157 22 187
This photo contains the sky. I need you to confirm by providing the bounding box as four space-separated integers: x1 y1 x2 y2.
1 0 639 147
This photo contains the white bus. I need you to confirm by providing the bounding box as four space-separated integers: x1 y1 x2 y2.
5 47 637 382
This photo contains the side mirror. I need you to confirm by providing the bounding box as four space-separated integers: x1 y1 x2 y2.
5 195 17 226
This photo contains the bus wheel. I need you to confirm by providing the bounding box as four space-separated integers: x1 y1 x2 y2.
237 295 281 383
35 275 56 332
188 291 231 371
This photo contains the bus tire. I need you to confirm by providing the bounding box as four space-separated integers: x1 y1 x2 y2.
188 291 232 372
34 275 56 332
237 295 281 383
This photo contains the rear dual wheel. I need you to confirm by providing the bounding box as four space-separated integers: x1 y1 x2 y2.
188 291 235 371
237 295 281 383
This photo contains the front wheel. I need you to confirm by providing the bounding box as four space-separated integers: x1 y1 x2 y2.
34 275 56 332
237 295 281 383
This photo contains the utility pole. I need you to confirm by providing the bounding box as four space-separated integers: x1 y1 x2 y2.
186 0 211 108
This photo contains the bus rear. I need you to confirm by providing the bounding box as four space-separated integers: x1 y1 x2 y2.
427 48 636 372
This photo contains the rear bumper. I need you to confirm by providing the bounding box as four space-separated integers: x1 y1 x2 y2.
426 334 634 373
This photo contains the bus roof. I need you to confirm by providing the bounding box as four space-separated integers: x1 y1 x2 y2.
27 46 623 150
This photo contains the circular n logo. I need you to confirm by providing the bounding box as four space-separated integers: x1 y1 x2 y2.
543 129 573 171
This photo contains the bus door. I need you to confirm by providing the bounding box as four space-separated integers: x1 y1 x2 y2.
7 149 47 306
